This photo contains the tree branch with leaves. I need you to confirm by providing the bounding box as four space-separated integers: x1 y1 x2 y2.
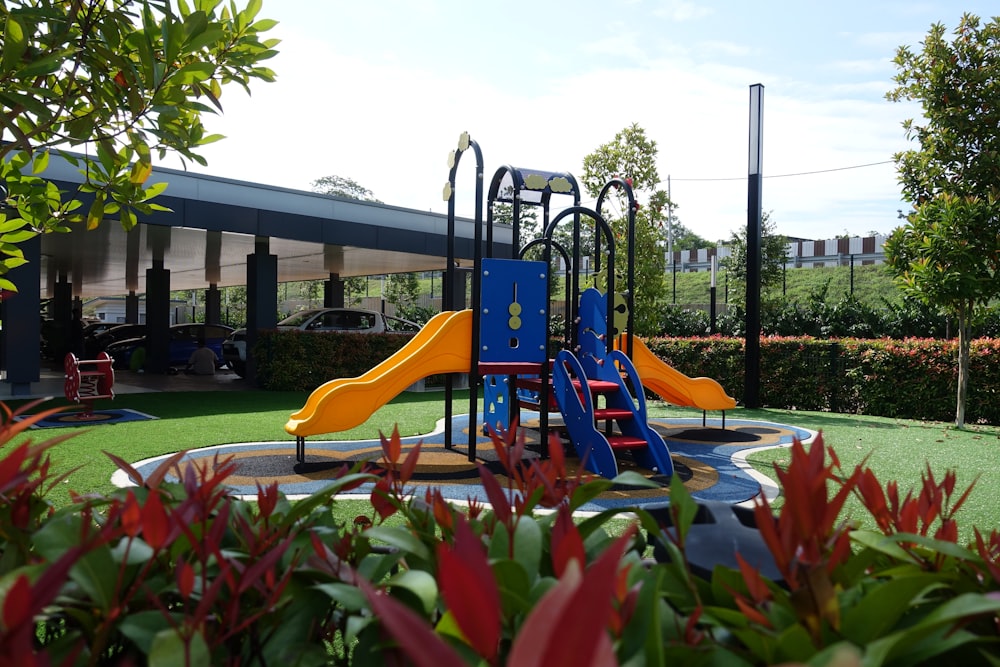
885 13 1000 427
0 0 279 292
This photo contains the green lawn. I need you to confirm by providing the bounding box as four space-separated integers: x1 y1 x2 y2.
9 390 999 538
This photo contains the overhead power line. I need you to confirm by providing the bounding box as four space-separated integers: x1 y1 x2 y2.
671 159 894 182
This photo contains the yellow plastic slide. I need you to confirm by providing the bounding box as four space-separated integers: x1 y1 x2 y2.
285 309 472 437
621 336 737 411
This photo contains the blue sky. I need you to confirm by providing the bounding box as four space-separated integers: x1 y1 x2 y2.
172 0 1000 243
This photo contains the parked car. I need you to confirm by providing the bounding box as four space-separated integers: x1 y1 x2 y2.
222 328 249 377
86 323 147 357
222 308 420 377
276 308 420 334
106 323 234 370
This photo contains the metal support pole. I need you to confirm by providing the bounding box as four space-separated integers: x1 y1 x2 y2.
745 83 764 409
710 256 717 334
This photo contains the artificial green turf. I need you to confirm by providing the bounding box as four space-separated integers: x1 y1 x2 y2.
646 403 1000 538
9 391 1000 538
13 389 474 508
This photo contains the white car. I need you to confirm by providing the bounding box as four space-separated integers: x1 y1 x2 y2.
222 308 420 377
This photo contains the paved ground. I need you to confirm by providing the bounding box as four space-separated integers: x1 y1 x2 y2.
1 365 250 400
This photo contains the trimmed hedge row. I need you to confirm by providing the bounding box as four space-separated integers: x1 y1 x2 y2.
253 331 415 392
647 336 1000 424
255 330 1000 424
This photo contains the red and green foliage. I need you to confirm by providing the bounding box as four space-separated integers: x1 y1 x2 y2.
1 402 998 665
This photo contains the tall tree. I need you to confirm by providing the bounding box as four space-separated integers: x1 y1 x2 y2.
885 13 1000 427
0 0 278 293
580 123 673 335
311 175 382 203
311 175 382 305
721 211 787 307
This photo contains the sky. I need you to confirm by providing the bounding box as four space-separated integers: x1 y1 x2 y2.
165 0 1000 244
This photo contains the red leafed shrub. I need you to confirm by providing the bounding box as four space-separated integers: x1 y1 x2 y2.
647 335 1000 423
1 400 999 665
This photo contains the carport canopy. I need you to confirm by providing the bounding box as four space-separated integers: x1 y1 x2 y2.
1 155 510 393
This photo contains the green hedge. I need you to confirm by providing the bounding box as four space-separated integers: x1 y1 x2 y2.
253 331 415 391
645 336 1000 425
255 330 1000 424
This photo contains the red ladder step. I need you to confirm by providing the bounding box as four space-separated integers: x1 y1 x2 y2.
607 434 648 450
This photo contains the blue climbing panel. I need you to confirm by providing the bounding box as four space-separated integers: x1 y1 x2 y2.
480 258 548 433
479 258 548 364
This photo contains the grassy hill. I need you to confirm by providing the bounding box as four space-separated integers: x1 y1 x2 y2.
665 263 902 308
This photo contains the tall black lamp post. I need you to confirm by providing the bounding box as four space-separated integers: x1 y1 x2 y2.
709 255 717 334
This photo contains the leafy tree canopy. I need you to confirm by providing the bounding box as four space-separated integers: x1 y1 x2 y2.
311 174 382 203
581 123 673 335
0 0 279 292
721 211 787 307
885 13 1000 427
887 13 1000 203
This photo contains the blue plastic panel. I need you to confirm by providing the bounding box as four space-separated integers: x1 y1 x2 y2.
479 258 547 364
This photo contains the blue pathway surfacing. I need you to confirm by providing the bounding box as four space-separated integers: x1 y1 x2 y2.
122 415 815 512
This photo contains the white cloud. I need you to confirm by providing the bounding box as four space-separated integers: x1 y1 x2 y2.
162 0 954 246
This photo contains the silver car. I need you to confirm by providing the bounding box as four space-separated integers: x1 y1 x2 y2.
222 308 420 377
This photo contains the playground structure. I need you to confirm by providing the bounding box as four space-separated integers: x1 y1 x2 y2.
286 132 736 478
64 352 115 418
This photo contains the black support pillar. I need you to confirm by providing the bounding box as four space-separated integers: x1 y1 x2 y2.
324 273 345 308
145 260 171 373
246 236 278 384
1 234 41 394
205 285 221 325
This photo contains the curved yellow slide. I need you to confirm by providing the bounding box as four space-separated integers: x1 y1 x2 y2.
285 310 472 438
621 336 737 411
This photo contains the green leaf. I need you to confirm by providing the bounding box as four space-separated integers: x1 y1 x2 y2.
17 48 75 78
850 530 919 564
387 569 438 615
612 470 661 488
314 582 368 612
251 18 279 32
839 575 943 644
119 610 177 653
87 193 106 230
186 27 226 52
568 477 614 510
31 150 49 175
1 15 27 75
491 559 532 616
0 229 39 244
120 206 136 230
33 515 118 613
142 181 170 200
150 627 210 667
512 516 543 575
0 218 29 233
170 62 215 84
110 537 156 566
864 593 1000 666
669 472 699 543
363 526 430 562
